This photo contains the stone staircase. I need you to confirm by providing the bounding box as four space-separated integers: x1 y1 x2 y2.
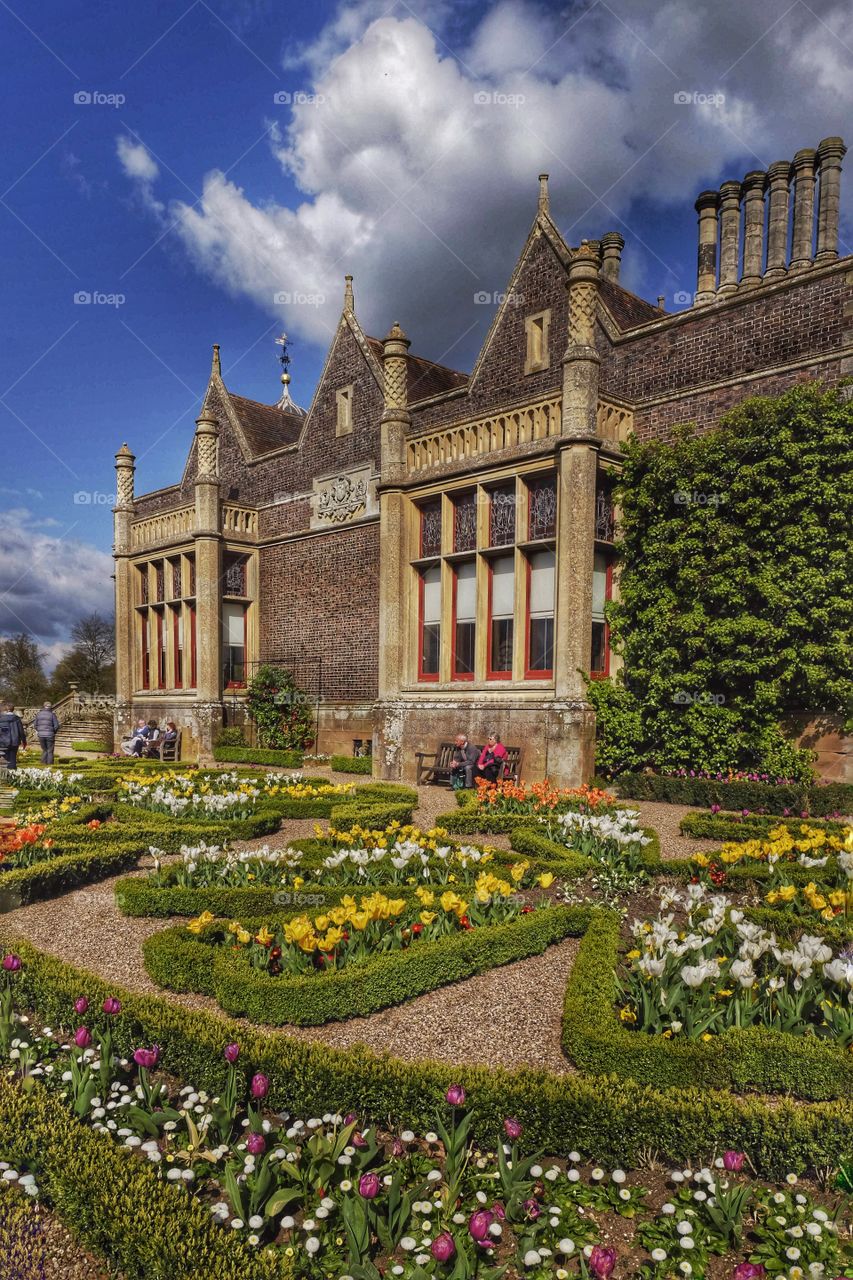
54 713 113 752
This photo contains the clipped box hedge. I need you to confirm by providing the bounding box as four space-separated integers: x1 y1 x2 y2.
679 810 848 842
562 910 853 1102
615 773 853 817
143 905 587 1025
8 940 853 1177
330 754 373 774
212 745 304 767
0 842 144 909
0 1081 293 1280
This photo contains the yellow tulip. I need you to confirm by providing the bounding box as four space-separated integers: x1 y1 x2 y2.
236 928 251 945
255 926 275 947
420 911 436 925
538 873 555 889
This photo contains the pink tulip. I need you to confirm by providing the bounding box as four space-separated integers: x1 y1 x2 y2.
102 997 121 1015
504 1117 522 1140
74 1027 92 1049
133 1046 160 1070
431 1233 456 1262
391 1138 405 1158
245 1133 266 1156
358 1173 380 1199
224 1042 240 1064
723 1150 745 1172
446 1084 466 1107
589 1245 617 1279
1 954 21 972
353 1131 368 1150
523 1197 541 1220
733 1265 765 1280
250 1072 269 1099
73 997 89 1016
468 1209 493 1242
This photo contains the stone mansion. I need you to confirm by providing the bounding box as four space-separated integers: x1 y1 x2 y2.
112 136 851 784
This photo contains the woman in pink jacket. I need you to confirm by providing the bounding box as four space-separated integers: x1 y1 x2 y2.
475 734 508 784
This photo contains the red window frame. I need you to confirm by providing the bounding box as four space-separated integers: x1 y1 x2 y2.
524 555 554 680
590 560 613 679
189 605 197 688
223 603 249 689
417 568 440 682
173 607 183 689
486 556 513 680
450 564 475 681
156 611 166 689
140 615 149 690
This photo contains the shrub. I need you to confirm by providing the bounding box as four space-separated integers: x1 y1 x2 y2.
71 739 111 753
680 811 847 842
212 746 304 767
215 726 245 747
330 754 373 774
615 773 853 817
245 665 315 750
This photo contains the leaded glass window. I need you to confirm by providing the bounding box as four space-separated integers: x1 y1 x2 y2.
420 500 442 558
528 475 557 540
489 486 516 547
224 554 247 597
453 491 477 552
595 484 615 543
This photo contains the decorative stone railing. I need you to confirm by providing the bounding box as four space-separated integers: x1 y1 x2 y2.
130 505 195 549
407 396 563 471
222 505 259 540
596 398 634 443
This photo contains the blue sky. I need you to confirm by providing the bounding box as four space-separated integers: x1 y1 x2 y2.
1 0 851 661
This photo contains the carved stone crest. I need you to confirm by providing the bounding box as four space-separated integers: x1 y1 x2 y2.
311 466 376 529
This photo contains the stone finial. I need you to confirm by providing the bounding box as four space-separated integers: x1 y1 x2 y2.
599 231 625 283
567 244 601 347
194 411 220 479
717 180 742 298
694 189 720 305
815 136 847 262
344 274 355 311
764 161 791 282
789 148 818 272
538 173 550 215
114 443 136 509
382 321 411 412
739 171 767 289
211 344 221 377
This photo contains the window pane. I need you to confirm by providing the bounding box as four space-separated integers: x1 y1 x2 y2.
455 561 476 621
454 621 475 675
453 492 477 552
420 500 442 557
422 565 441 623
592 551 608 618
490 555 514 616
591 620 607 673
422 623 440 675
529 617 554 673
528 475 557 540
222 602 245 645
489 486 516 546
529 549 555 615
491 618 513 672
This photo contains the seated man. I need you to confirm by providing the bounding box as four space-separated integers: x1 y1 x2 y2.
448 733 478 790
121 718 150 757
141 720 162 757
474 733 508 784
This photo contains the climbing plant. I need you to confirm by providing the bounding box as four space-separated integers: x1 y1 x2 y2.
245 664 315 750
590 382 852 778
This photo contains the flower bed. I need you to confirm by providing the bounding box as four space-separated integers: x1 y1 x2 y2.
143 900 581 1025
680 811 848 843
615 773 853 818
117 770 356 819
1 951 853 1279
563 892 853 1101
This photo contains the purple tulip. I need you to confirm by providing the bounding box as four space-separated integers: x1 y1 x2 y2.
245 1133 266 1156
733 1265 765 1280
710 803 721 814
1 954 21 973
343 1111 358 1126
431 1232 456 1262
74 1026 92 1049
358 1173 380 1199
468 1209 493 1242
353 1130 369 1150
492 1201 506 1221
589 1245 617 1280
523 1197 541 1220
73 997 89 1016
445 1083 466 1107
504 1117 522 1140
250 1073 269 1100
723 1150 745 1172
224 1042 240 1064
391 1138 405 1158
133 1046 160 1070
102 997 121 1015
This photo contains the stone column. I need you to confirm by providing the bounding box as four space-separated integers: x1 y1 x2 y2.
739 171 766 288
599 231 625 283
716 181 741 298
192 411 222 760
537 173 550 216
112 444 136 748
375 322 411 779
763 161 791 282
815 136 847 263
694 190 719 304
789 148 817 271
561 244 601 437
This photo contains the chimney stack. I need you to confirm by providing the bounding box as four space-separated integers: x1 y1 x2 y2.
716 180 741 298
815 136 847 262
739 171 766 288
789 148 818 272
763 161 791 282
599 231 625 283
538 173 550 216
694 190 720 304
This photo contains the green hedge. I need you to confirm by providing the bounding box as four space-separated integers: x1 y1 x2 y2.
70 740 111 753
562 910 853 1102
212 746 304 767
680 811 848 842
116 876 420 920
615 773 853 817
0 842 145 909
8 940 853 1177
0 1081 292 1280
330 754 373 774
143 905 585 1024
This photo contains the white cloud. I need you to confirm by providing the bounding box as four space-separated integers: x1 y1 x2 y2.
0 509 114 650
116 135 160 183
117 0 852 360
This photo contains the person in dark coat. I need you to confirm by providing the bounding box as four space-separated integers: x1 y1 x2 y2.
0 703 27 771
449 733 478 790
33 702 61 765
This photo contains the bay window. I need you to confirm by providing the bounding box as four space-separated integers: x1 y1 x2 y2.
419 565 441 679
526 549 555 676
223 602 247 687
488 555 514 677
452 561 476 678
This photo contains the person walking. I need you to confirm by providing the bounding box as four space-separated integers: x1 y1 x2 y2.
33 701 60 765
0 702 28 771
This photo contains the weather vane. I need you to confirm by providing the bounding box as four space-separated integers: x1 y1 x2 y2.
275 332 292 388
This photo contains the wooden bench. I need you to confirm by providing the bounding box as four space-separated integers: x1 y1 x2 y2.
415 741 522 787
145 731 181 762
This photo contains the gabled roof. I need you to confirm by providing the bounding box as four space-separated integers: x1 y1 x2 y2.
227 393 305 456
598 277 666 329
365 337 469 402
